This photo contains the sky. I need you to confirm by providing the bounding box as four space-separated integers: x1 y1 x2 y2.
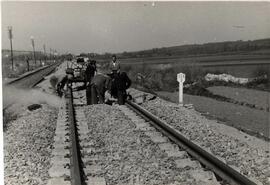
2 1 270 54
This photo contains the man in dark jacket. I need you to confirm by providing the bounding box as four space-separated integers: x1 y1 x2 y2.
85 60 96 84
85 60 97 105
111 72 131 105
91 74 111 104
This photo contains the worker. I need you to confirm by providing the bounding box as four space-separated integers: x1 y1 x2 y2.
108 71 132 105
116 72 132 105
85 60 97 83
109 55 120 77
85 60 97 105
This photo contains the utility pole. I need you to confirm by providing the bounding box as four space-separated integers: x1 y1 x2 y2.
43 44 47 63
26 56 30 71
39 52 42 66
50 48 52 61
54 49 57 61
30 36 36 67
8 26 14 71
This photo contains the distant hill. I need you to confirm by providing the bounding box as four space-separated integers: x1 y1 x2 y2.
92 38 270 59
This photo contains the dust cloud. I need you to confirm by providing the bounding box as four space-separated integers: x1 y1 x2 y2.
3 86 62 108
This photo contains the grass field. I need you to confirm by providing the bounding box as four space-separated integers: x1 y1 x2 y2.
119 54 270 64
156 91 270 139
207 86 270 110
120 54 270 78
120 57 270 95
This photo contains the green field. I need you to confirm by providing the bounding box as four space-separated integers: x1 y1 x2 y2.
119 54 270 64
157 91 269 139
120 54 270 78
207 86 270 110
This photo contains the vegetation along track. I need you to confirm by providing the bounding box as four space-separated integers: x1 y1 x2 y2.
50 84 259 185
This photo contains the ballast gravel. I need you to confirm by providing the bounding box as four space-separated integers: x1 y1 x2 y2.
83 104 218 185
4 104 57 185
128 88 270 185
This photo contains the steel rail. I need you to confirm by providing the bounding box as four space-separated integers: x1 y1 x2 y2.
126 100 257 185
67 86 84 185
6 65 51 85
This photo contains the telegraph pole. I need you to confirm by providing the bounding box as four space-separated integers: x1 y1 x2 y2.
8 26 14 71
50 48 52 61
30 36 36 67
43 44 47 63
54 49 57 61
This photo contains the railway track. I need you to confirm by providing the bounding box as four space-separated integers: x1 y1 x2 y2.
125 100 257 185
50 85 258 185
5 62 61 88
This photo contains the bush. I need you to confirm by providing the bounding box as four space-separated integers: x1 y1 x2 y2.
253 66 270 77
102 61 208 92
115 63 206 92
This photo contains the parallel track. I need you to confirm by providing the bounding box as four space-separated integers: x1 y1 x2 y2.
3 62 61 110
6 62 61 88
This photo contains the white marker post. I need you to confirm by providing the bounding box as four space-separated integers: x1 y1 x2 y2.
177 73 185 105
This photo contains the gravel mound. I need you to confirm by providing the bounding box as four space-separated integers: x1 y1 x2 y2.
83 104 206 185
4 104 57 185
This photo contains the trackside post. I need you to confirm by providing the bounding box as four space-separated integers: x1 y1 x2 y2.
177 73 185 105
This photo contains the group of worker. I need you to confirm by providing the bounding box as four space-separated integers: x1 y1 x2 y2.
57 54 131 105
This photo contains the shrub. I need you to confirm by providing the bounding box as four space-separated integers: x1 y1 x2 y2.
104 62 205 92
253 66 270 77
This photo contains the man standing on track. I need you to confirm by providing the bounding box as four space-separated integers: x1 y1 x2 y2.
109 54 120 77
107 55 132 105
85 60 97 105
108 55 120 98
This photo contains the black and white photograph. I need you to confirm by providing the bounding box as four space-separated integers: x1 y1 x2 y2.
1 1 270 185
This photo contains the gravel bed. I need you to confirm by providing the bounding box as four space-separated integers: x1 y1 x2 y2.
4 104 57 185
128 88 270 185
83 104 207 185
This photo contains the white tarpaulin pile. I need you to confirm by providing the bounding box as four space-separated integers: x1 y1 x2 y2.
205 73 249 84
